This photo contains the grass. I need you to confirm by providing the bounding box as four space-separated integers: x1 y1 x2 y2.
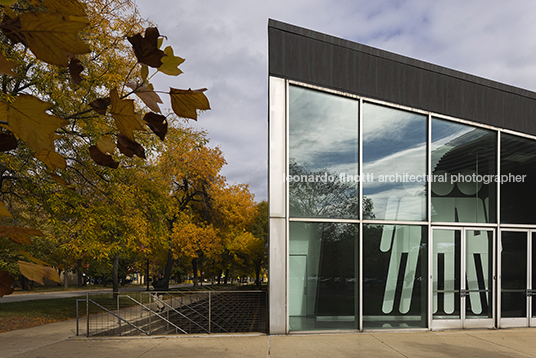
12 284 146 294
0 296 84 333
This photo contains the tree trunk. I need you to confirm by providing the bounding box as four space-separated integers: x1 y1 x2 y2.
112 254 119 300
21 274 29 291
163 246 173 290
77 258 83 288
63 268 68 289
224 269 229 285
192 258 198 288
145 259 150 291
255 262 261 289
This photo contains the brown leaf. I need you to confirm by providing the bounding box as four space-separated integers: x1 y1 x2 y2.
143 112 167 140
96 135 116 155
19 250 51 267
35 149 67 170
127 27 164 68
47 171 74 190
169 88 210 120
42 0 87 16
0 13 28 46
0 270 15 298
68 56 84 84
117 133 146 159
6 94 68 154
89 97 110 115
109 88 145 141
20 12 90 67
0 52 19 76
0 202 12 218
18 260 61 285
0 225 44 245
89 145 119 169
0 132 18 152
126 82 162 113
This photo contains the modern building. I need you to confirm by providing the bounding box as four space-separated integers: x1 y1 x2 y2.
268 19 536 334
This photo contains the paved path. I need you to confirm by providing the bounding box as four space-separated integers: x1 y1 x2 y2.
3 318 536 358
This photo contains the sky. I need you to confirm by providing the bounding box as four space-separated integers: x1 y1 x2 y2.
133 0 536 202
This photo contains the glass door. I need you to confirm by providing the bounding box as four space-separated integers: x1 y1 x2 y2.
431 227 495 330
499 230 536 328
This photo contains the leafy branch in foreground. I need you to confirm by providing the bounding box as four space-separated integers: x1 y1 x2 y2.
0 0 210 294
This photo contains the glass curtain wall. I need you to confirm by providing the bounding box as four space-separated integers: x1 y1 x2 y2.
286 82 536 331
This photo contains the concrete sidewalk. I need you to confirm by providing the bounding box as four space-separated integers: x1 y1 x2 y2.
2 319 536 358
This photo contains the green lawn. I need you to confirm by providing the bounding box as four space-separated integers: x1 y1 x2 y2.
0 296 84 333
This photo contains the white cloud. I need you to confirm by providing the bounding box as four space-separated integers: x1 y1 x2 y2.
133 0 536 201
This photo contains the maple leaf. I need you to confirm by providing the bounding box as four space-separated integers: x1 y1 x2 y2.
0 132 18 152
96 135 116 155
0 0 18 5
89 145 119 169
5 95 68 154
0 202 12 218
109 88 145 141
18 260 61 285
0 52 19 76
19 12 90 67
35 149 67 171
169 88 211 120
68 56 84 84
144 112 167 140
127 27 164 68
0 270 15 298
42 0 87 16
158 46 184 76
47 171 74 190
0 11 27 46
89 97 110 115
126 82 162 113
117 133 146 159
0 225 44 245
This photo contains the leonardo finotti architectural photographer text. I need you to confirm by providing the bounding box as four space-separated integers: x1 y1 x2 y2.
287 172 527 184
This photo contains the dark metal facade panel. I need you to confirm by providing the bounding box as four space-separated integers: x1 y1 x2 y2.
269 19 536 136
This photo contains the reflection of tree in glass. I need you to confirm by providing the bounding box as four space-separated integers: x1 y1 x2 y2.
289 160 374 219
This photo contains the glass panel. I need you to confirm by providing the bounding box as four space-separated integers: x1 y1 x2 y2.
289 222 358 331
501 231 527 318
433 229 461 319
465 230 493 319
363 224 427 329
362 103 427 221
288 85 359 219
501 133 536 224
431 118 497 223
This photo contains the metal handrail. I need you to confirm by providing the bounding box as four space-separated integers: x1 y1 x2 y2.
122 295 187 334
86 298 148 336
163 290 230 333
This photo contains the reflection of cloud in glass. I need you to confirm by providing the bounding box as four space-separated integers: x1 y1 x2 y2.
289 86 358 172
362 103 427 221
366 188 426 221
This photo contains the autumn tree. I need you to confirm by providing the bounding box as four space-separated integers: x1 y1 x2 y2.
0 0 210 296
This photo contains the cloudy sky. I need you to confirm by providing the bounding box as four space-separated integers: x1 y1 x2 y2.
133 0 536 202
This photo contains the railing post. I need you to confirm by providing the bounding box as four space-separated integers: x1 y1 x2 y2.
86 293 89 337
148 292 152 335
208 291 211 334
76 300 79 336
117 294 121 336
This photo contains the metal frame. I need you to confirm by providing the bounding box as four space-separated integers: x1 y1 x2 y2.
269 76 536 334
429 226 496 330
498 228 536 328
